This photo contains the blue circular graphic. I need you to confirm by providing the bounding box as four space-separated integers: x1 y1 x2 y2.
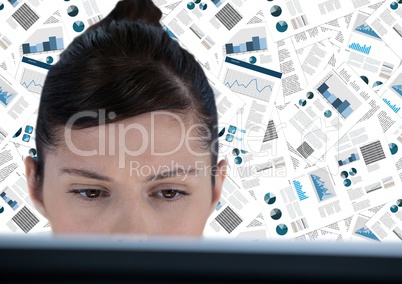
199 3 207 10
306 91 314 99
234 156 243 165
232 148 240 156
390 205 398 213
46 56 54 64
187 2 195 9
73 21 85 33
276 21 288 33
397 199 402 207
0 3 4 10
389 143 398 155
270 208 282 220
299 99 307 107
249 56 257 64
276 224 288 236
324 110 332 118
349 168 357 176
344 179 352 187
341 171 349 179
390 2 399 10
264 193 276 205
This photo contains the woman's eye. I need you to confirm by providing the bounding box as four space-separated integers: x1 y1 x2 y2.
82 189 102 198
68 189 109 201
153 189 190 203
158 189 179 199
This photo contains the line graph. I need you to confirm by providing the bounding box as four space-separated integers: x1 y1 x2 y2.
223 68 274 102
20 68 45 95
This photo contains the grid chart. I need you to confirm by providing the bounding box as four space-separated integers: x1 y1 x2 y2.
360 140 386 165
20 68 45 95
12 3 39 31
224 68 274 102
215 206 243 234
263 120 278 142
215 3 242 31
11 206 39 233
297 141 314 159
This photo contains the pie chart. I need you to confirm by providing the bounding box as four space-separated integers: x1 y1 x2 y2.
349 168 357 176
390 205 398 213
276 21 288 33
270 208 282 220
360 75 369 84
0 3 4 10
264 193 276 205
276 224 288 236
67 5 79 17
324 110 332 118
390 2 398 10
396 199 402 207
73 21 85 33
46 56 53 64
0 206 4 214
299 99 307 107
372 81 383 88
306 91 314 99
389 143 398 155
270 5 282 17
344 179 352 187
341 171 348 179
199 3 207 10
249 56 257 64
234 156 243 165
187 2 195 9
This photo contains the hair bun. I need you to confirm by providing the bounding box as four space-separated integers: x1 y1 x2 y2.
101 0 162 27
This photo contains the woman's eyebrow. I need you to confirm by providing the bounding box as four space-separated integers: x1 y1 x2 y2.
58 167 114 182
146 167 199 182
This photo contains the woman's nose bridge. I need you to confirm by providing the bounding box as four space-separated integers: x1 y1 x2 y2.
111 192 148 234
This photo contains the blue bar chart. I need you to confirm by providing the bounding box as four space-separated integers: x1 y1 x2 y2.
22 36 64 54
349 42 371 55
316 73 362 119
8 0 19 7
292 180 308 201
0 77 17 107
225 26 268 55
21 26 65 55
0 188 22 211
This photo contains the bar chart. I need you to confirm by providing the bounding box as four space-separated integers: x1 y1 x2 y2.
292 180 308 201
316 72 362 119
348 42 372 55
225 26 268 55
0 77 17 107
0 187 22 211
21 26 65 55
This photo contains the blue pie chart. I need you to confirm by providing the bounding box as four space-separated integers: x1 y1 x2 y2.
389 143 398 155
0 206 4 213
349 168 357 176
276 224 288 236
270 208 282 220
270 5 282 17
67 5 79 17
390 205 398 213
324 110 332 118
0 3 4 10
344 179 352 187
187 2 195 9
234 156 242 165
276 21 288 33
264 193 276 205
390 2 398 9
73 21 85 33
299 99 307 107
199 3 207 10
396 199 402 207
46 56 54 64
249 56 257 64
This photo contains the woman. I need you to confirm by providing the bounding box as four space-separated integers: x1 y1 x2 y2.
23 0 227 236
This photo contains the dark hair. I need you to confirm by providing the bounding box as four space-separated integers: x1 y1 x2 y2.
35 0 218 187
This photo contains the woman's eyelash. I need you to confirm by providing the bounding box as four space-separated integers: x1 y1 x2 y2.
151 189 190 203
67 189 109 203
